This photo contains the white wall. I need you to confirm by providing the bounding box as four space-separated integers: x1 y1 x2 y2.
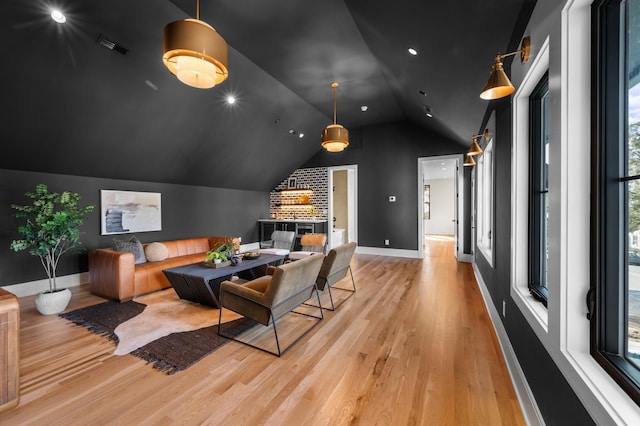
424 178 455 235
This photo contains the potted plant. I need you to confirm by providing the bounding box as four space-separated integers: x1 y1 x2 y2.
10 184 94 315
205 239 240 265
205 250 228 264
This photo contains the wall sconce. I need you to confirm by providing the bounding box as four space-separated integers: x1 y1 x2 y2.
468 128 490 156
162 0 229 89
463 153 476 167
480 36 530 100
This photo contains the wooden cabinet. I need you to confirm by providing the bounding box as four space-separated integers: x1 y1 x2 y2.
0 288 19 413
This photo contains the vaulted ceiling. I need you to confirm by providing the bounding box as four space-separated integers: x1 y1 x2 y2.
0 0 530 191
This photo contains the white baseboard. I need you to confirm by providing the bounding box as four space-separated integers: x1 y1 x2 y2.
472 263 545 426
355 246 420 258
2 273 88 298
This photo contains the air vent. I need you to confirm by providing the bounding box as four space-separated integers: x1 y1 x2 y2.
96 34 129 55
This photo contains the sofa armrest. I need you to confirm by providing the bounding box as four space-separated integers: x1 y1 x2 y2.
88 248 136 302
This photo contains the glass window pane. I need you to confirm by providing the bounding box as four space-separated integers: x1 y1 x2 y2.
628 181 640 366
628 0 640 368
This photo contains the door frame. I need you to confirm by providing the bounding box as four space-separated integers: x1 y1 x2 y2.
417 155 464 260
328 165 358 248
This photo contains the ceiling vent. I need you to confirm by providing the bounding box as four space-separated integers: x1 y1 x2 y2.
96 34 129 55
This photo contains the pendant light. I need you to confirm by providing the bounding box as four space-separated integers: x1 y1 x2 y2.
162 0 228 89
322 82 349 152
480 36 530 100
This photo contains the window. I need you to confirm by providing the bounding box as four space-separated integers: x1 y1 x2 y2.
476 138 494 265
592 0 640 404
529 73 550 305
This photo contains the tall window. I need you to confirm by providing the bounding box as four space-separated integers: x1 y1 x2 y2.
592 0 640 403
529 74 550 305
477 139 494 265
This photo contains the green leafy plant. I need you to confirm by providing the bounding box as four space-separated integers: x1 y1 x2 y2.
205 239 240 263
10 184 94 293
205 250 228 263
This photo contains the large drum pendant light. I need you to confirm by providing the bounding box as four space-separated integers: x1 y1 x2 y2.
322 82 349 152
162 0 228 89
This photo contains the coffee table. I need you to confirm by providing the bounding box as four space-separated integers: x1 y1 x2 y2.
162 253 286 308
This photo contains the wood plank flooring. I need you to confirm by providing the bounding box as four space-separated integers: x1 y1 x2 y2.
0 236 525 425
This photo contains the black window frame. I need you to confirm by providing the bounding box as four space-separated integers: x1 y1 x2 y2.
529 72 550 306
591 0 640 405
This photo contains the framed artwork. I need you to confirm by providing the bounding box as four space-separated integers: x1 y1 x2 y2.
287 177 297 189
100 190 162 235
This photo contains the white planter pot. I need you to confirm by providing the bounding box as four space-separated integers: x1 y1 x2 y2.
34 288 72 315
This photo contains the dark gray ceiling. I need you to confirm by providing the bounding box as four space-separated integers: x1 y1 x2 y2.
0 0 529 191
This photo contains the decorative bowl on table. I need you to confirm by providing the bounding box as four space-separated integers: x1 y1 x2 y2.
242 252 261 260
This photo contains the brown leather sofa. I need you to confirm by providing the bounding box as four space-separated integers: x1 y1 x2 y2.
89 236 235 302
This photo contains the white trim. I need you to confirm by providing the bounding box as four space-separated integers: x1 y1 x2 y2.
511 36 551 339
473 263 545 426
355 246 420 259
476 139 495 266
2 273 88 298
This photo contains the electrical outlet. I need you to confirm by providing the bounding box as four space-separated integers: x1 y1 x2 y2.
384 239 390 246
502 300 506 317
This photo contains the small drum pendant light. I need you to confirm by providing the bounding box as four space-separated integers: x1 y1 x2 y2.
322 82 350 152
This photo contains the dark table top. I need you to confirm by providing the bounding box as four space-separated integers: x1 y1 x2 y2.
163 253 286 280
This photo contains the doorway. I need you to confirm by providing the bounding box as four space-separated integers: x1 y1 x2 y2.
328 165 358 248
417 156 464 260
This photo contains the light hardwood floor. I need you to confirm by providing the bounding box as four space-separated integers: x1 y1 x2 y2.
0 236 525 425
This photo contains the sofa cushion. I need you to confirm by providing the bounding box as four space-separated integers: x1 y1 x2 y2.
114 236 147 264
145 242 169 262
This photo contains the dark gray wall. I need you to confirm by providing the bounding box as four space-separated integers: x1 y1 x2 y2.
303 120 469 251
0 169 269 286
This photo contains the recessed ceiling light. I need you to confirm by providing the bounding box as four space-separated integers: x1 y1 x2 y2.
51 10 66 24
361 105 368 112
288 129 295 134
299 133 304 138
226 95 236 104
408 48 418 56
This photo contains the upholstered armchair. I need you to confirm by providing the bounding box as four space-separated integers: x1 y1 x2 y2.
314 242 357 311
258 230 295 256
217 253 324 356
288 233 327 261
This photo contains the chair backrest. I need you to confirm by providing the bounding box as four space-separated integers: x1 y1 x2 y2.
271 230 295 250
264 253 324 307
316 242 357 291
299 233 327 253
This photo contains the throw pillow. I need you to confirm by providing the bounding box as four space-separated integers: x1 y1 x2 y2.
113 236 147 264
145 242 169 262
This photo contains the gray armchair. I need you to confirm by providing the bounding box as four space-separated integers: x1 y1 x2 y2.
258 230 295 256
314 242 357 311
217 253 324 356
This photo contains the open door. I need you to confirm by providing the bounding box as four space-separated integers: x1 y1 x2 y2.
418 156 464 260
328 165 358 249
